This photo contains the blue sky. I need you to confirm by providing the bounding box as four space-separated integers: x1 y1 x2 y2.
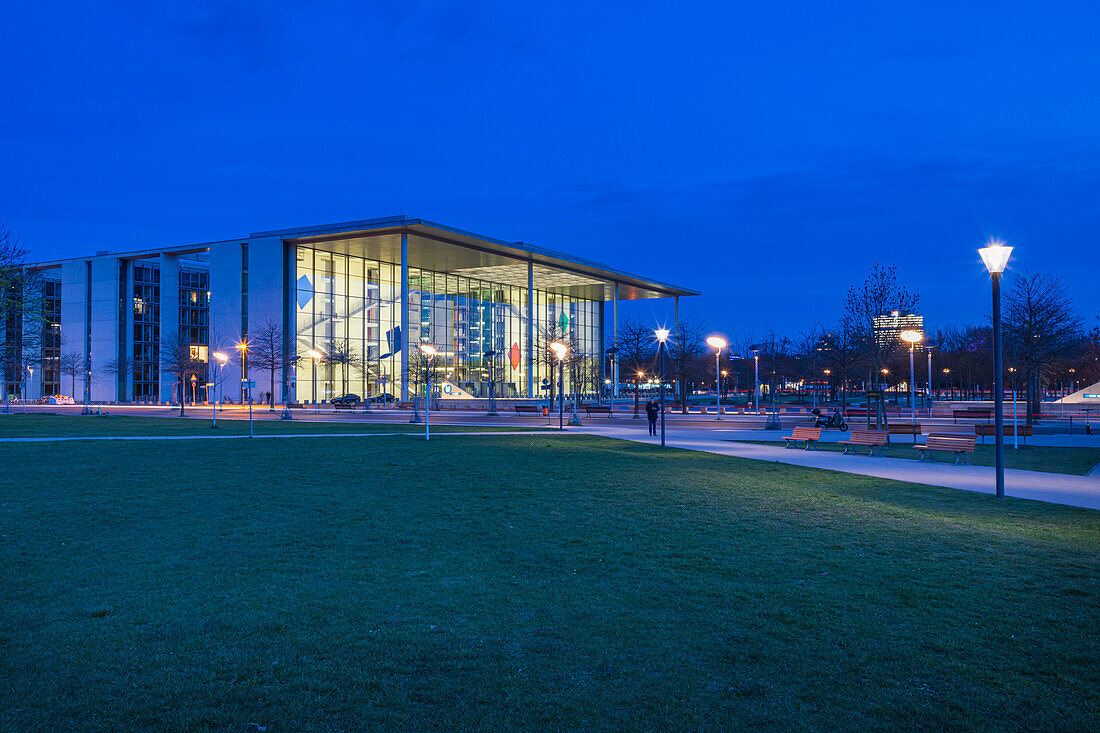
3 0 1098 339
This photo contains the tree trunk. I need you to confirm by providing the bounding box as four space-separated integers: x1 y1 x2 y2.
270 368 276 411
179 376 185 417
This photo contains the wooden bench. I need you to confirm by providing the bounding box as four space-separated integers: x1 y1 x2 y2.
782 426 823 450
953 409 992 423
888 422 922 439
514 405 542 415
333 402 358 410
838 430 888 456
975 424 1033 443
914 434 977 464
584 404 612 416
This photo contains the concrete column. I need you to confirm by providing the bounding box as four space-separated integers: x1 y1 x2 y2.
674 295 681 402
613 282 619 398
526 261 534 398
598 299 605 395
400 232 409 402
159 254 180 403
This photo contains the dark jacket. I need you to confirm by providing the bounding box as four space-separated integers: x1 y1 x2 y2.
645 401 660 419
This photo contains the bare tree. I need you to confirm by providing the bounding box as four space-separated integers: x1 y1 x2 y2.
248 319 283 410
0 231 48 407
407 344 445 420
159 335 203 416
322 339 362 397
817 326 862 409
841 263 919 427
60 351 84 397
667 319 707 413
1003 271 1082 424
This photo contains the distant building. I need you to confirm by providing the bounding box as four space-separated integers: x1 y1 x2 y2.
8 216 697 404
872 310 924 347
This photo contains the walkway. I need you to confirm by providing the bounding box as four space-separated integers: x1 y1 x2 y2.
578 423 1100 511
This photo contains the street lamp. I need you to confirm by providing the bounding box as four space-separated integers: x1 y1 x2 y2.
634 371 644 419
25 365 34 413
980 238 1013 499
900 329 923 420
942 368 951 400
483 350 497 416
655 328 670 446
749 345 762 413
418 343 437 440
212 351 228 428
235 340 253 438
549 341 568 430
706 335 727 420
306 348 323 414
605 346 619 417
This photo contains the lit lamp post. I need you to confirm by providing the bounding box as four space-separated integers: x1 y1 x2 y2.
721 370 728 399
212 351 228 428
706 335 726 420
25 365 34 413
236 340 253 438
1009 366 1019 450
418 344 437 440
749 346 762 413
306 348 323 414
634 371 643 419
900 330 923 420
549 341 568 430
926 346 934 417
942 368 951 400
655 328 670 447
823 369 832 402
980 239 1013 499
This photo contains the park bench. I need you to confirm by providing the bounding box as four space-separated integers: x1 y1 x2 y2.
514 405 542 415
782 426 823 450
953 409 992 423
975 424 1033 443
838 430 888 456
888 422 922 440
333 402 357 410
914 434 977 464
584 404 612 416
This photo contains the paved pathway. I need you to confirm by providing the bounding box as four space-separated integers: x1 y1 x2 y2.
0 431 543 443
577 424 1100 511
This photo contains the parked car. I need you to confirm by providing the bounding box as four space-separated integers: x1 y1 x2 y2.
330 393 361 406
370 393 396 403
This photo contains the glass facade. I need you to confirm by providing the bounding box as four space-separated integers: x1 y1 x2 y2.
41 277 61 395
294 245 601 403
132 263 160 400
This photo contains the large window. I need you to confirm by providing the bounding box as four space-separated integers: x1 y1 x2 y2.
294 246 601 402
132 263 160 400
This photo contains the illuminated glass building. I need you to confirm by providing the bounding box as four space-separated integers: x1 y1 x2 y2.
19 216 696 403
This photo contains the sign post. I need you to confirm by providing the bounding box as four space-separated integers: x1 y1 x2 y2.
242 379 256 437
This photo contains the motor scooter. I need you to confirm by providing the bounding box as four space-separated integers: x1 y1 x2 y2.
811 407 849 431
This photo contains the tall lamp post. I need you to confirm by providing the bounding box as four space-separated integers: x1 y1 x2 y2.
418 344 437 440
25 365 34 413
980 239 1013 499
306 348 323 414
634 371 643 418
750 346 761 413
706 336 726 420
236 340 253 438
605 346 619 417
942 368 950 400
483 350 497 416
656 328 670 446
549 341 568 430
212 351 228 428
926 346 934 417
900 330 923 420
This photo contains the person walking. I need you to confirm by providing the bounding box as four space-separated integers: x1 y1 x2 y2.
645 399 659 436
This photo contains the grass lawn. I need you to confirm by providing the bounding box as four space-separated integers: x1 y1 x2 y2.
1 435 1097 729
737 439 1100 476
0 414 546 438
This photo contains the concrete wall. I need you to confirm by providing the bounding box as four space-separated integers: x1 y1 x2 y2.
88 256 122 402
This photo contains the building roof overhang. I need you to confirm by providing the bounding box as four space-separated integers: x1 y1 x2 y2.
256 216 698 301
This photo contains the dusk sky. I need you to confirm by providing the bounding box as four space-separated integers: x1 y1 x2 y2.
4 1 1098 341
